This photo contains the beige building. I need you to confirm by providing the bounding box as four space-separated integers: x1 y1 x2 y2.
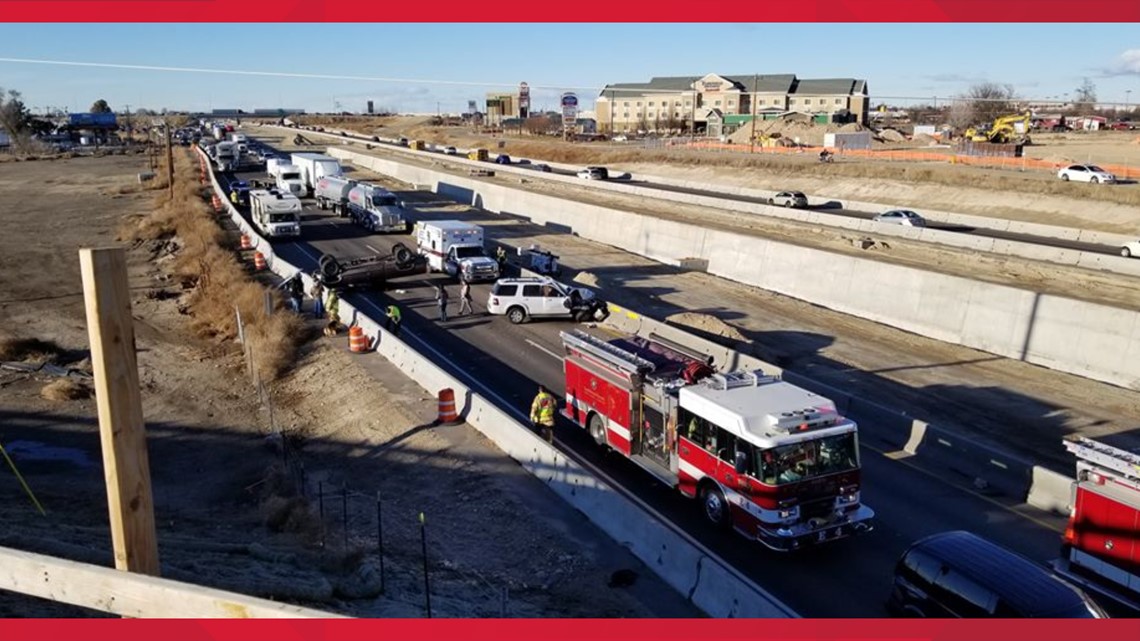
485 93 519 126
595 73 869 134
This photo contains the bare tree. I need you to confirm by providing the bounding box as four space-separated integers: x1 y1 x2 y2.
1072 78 1097 114
947 100 975 132
959 82 1018 127
0 87 33 151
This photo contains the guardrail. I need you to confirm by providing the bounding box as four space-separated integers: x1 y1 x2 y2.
267 126 1140 278
197 147 797 619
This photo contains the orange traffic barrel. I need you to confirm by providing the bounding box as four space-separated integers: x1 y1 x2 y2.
253 252 267 271
348 325 370 353
240 234 252 250
211 194 222 212
437 388 460 424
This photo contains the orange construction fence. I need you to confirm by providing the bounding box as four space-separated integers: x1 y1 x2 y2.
680 141 1140 180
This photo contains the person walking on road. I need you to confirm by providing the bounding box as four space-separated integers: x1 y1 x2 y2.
458 279 474 316
435 284 449 322
310 276 325 319
385 304 402 338
326 288 340 324
287 275 304 313
530 385 556 443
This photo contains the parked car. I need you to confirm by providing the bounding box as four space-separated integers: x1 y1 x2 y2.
495 154 512 165
577 166 608 180
887 531 1107 618
516 158 531 165
443 146 457 155
769 191 809 208
873 209 927 227
1057 164 1116 184
486 277 608 324
1120 239 1140 258
533 164 552 173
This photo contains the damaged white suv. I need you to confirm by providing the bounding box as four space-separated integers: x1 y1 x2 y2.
487 277 609 324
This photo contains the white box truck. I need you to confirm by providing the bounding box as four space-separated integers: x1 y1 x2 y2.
290 153 341 197
415 220 500 282
249 189 302 239
347 184 408 233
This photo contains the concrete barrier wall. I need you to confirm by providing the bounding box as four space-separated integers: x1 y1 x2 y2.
199 149 793 618
331 147 1140 392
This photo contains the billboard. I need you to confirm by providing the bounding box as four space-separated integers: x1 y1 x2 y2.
467 100 477 115
518 82 530 117
561 92 578 125
68 112 118 128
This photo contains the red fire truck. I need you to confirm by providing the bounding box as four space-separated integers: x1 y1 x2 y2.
560 330 874 551
1054 436 1140 612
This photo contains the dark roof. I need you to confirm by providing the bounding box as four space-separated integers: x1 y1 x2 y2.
601 74 863 97
909 531 1090 616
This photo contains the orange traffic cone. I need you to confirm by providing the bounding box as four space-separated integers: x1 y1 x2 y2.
348 325 370 353
240 234 252 250
253 252 267 271
436 388 460 424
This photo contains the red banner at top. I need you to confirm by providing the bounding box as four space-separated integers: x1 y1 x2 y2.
1 0 1140 22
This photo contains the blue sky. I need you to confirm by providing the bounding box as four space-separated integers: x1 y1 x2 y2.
1 23 1138 114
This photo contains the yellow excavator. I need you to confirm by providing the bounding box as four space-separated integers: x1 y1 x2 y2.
964 111 1032 145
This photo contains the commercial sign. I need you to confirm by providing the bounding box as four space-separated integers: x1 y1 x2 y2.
518 82 531 111
561 92 579 125
69 112 118 128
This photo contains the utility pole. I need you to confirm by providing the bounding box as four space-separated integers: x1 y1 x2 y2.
749 74 759 154
164 118 174 199
79 247 160 578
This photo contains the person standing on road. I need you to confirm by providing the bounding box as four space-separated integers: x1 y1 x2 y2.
458 279 474 316
496 246 508 273
230 188 239 205
530 385 556 443
435 284 449 322
385 304 402 337
310 276 325 319
287 275 304 313
326 288 340 324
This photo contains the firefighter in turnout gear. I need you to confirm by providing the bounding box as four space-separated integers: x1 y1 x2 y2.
530 385 556 443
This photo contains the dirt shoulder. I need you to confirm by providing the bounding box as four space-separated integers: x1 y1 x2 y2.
0 154 691 618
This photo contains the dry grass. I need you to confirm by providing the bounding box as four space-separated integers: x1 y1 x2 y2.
0 337 64 363
40 378 93 401
123 150 304 382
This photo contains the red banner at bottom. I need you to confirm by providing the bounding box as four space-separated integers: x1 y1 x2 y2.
0 619 1135 641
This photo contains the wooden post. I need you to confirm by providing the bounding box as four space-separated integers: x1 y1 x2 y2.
749 74 759 154
79 248 160 577
164 118 174 200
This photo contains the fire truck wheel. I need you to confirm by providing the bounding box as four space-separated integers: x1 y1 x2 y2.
700 485 730 529
588 414 608 447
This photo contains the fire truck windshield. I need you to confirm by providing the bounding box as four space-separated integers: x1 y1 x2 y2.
754 433 858 485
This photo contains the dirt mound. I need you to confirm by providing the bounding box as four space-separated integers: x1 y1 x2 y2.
878 129 907 142
665 312 748 343
913 133 938 145
0 337 63 363
838 122 866 132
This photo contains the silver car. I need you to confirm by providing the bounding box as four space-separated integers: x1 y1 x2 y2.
873 209 927 227
769 191 808 208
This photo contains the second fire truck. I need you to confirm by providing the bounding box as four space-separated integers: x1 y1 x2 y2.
560 330 874 551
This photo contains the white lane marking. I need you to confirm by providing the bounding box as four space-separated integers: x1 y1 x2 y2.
525 338 562 361
351 295 794 616
291 243 322 262
365 244 382 254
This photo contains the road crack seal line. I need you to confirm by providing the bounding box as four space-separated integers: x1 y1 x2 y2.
686 554 705 601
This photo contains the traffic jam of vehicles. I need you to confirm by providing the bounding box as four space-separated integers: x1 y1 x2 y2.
200 121 1138 619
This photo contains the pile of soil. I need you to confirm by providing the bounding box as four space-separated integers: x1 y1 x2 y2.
665 312 748 342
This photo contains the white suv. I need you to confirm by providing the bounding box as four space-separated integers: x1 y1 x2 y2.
487 277 609 324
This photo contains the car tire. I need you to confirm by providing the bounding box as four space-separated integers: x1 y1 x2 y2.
1123 247 1133 258
783 201 792 208
1091 176 1099 184
1061 174 1070 181
507 306 527 324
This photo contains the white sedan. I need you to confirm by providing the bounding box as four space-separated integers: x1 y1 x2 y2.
873 209 927 227
1058 164 1116 184
1121 240 1140 258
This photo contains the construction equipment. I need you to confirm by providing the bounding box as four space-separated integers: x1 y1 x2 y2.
964 111 1033 145
560 329 874 551
1053 436 1140 613
316 243 427 289
293 134 314 146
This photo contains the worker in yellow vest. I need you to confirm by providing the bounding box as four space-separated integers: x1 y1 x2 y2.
530 385 556 443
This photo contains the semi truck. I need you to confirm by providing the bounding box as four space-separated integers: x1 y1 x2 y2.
315 243 427 290
415 220 500 282
1054 436 1140 613
314 175 358 215
213 141 240 172
269 162 306 197
248 189 302 239
560 329 875 551
347 184 408 233
290 153 341 197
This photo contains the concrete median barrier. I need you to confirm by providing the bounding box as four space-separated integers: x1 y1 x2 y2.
1027 466 1075 515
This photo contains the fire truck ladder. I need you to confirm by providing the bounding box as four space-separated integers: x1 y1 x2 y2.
560 330 656 375
1064 436 1140 484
